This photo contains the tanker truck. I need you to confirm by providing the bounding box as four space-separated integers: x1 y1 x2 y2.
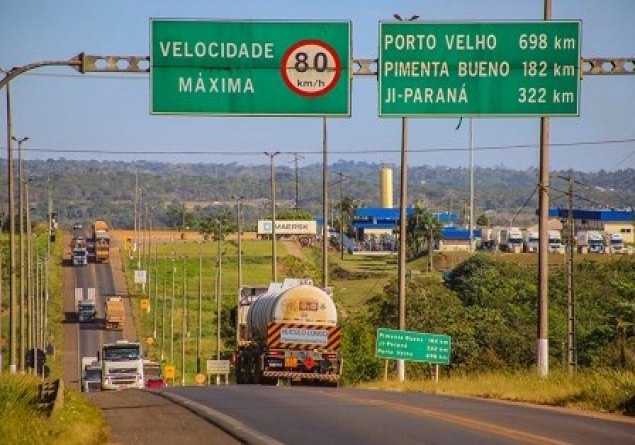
235 279 342 385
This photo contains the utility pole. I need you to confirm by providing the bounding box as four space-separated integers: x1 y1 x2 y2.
231 196 245 289
537 0 552 378
134 170 138 260
25 180 32 356
215 219 223 385
170 253 175 365
322 118 329 289
393 12 419 384
6 79 17 374
333 172 349 260
197 241 202 374
264 152 280 282
14 136 28 372
292 152 304 212
181 256 187 386
468 118 475 253
153 238 158 339
160 277 166 362
397 117 409 383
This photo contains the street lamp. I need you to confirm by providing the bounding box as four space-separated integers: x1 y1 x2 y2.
264 152 280 282
214 219 224 385
231 195 245 288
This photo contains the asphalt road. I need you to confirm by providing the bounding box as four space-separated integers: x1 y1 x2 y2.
164 385 635 445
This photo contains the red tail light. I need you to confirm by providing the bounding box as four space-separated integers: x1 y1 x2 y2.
268 350 284 356
322 353 337 360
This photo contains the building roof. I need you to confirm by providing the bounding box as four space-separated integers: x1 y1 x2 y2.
441 227 482 240
548 208 635 222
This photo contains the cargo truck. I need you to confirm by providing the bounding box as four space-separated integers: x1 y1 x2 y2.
576 231 604 254
548 230 564 253
235 279 342 385
523 231 539 253
606 233 625 253
81 356 101 392
100 340 144 390
75 287 97 322
92 220 110 263
104 296 124 330
499 227 523 253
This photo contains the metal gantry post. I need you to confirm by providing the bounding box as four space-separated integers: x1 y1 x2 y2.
181 256 187 385
397 117 409 383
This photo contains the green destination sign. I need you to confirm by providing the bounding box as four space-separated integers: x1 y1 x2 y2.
151 20 351 116
376 328 451 365
379 21 581 117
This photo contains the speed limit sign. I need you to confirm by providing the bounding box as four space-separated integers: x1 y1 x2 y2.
281 40 342 97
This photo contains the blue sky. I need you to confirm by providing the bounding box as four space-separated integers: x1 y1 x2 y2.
1 0 634 171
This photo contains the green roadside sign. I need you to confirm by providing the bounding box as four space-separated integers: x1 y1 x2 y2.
150 20 351 116
376 328 451 365
379 21 581 117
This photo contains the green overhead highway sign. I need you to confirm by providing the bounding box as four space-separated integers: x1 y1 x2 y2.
151 20 351 116
379 21 581 117
376 328 451 365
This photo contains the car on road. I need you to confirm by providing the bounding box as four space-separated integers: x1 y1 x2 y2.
82 364 102 392
143 360 165 389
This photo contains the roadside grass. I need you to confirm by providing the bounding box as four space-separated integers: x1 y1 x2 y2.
356 369 635 415
0 228 108 445
0 373 108 445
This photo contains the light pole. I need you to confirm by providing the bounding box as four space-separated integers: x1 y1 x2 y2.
214 219 223 385
322 118 329 289
5 79 17 373
25 179 34 372
197 241 203 374
181 256 187 386
153 239 158 339
13 136 28 372
264 152 280 282
170 255 175 365
231 195 245 288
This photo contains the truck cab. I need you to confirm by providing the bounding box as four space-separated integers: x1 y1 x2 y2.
101 340 144 390
72 248 88 266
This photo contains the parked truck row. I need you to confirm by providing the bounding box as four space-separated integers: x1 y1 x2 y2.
482 227 628 254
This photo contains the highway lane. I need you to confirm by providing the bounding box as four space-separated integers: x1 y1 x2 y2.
164 385 635 445
62 246 125 389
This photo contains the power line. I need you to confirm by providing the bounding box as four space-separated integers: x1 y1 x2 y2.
2 136 634 157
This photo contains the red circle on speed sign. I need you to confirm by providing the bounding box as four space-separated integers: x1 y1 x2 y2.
280 39 342 97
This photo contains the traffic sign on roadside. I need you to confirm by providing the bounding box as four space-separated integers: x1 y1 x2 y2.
379 21 581 117
376 328 451 365
151 20 351 116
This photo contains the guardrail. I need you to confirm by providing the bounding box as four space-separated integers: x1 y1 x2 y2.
38 379 64 415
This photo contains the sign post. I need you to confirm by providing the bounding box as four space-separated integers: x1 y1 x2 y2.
379 21 581 117
206 359 230 385
151 20 351 116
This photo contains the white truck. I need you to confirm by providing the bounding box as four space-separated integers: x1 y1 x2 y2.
606 233 625 253
548 230 564 253
523 231 539 253
499 227 523 253
100 340 144 390
81 356 101 392
235 279 342 385
576 231 604 254
75 288 97 323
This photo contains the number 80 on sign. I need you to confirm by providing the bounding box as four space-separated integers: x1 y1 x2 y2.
281 40 342 97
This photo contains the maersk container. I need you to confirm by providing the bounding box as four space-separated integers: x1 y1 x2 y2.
247 281 337 342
